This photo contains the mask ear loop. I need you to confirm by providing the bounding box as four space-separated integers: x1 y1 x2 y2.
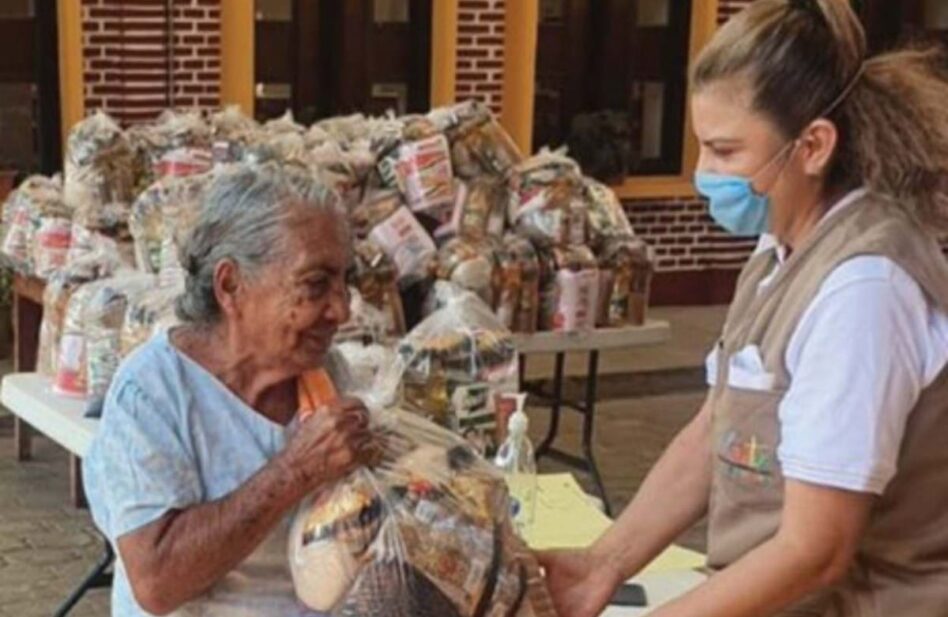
748 138 800 196
749 63 866 197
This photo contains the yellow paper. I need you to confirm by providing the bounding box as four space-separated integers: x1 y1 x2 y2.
528 474 706 574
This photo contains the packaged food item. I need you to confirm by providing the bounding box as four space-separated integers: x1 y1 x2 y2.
444 178 507 242
120 287 180 358
432 237 498 306
596 235 653 327
508 151 587 246
494 235 540 333
63 111 136 232
33 217 72 278
208 105 260 164
584 177 633 249
263 109 305 137
435 101 523 179
1 187 38 271
84 273 156 416
363 196 436 285
54 279 115 398
150 109 213 178
392 288 517 451
538 245 600 332
394 134 455 215
288 397 556 617
128 171 210 284
333 294 399 399
350 240 406 337
1 175 69 274
309 113 379 145
66 223 135 271
350 190 401 239
38 275 82 379
37 249 121 378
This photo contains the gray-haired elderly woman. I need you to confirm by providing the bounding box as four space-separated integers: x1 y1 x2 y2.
83 164 374 616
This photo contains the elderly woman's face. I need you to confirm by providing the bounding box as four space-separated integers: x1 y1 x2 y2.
234 207 351 372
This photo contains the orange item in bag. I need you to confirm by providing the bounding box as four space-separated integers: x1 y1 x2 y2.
298 369 338 421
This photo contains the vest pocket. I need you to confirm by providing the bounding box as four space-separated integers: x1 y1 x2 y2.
714 386 785 512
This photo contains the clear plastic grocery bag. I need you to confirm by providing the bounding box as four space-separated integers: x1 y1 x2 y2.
390 285 518 454
288 372 555 617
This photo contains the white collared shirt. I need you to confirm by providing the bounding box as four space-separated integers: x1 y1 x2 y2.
707 189 948 494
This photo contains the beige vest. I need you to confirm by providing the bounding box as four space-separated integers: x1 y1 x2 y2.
707 193 948 617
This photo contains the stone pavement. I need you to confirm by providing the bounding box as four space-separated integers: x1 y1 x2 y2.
0 305 725 615
0 422 109 617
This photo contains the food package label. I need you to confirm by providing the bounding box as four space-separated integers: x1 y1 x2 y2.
368 207 435 282
553 268 600 332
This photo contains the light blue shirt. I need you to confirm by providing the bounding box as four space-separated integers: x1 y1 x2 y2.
83 330 324 616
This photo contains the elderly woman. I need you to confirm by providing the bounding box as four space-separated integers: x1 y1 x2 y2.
83 164 374 616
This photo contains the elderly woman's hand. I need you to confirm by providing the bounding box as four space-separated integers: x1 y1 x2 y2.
279 397 376 492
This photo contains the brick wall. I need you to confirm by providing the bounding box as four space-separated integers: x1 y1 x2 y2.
81 0 221 126
624 197 757 272
455 0 506 115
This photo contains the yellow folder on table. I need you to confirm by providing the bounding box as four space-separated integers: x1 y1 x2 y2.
526 474 705 574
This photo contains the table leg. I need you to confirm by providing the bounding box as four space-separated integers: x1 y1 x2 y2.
53 536 114 617
12 289 40 461
14 417 32 461
581 350 611 516
517 353 526 391
536 352 565 459
70 455 88 509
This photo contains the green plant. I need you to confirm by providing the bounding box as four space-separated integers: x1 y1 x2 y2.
0 266 12 308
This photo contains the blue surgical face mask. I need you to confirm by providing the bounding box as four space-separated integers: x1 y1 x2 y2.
694 141 796 237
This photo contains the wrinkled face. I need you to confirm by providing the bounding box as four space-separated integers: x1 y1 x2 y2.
692 78 808 238
232 206 351 374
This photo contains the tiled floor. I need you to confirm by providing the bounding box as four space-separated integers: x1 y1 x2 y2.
0 305 726 615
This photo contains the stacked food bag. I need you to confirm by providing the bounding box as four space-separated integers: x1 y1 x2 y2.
4 101 651 424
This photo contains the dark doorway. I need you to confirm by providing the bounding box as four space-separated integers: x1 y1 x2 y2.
255 0 433 124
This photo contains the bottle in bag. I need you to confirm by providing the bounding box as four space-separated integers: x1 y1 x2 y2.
493 393 537 538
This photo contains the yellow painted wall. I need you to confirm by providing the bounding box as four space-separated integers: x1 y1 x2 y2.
500 0 539 155
221 0 255 116
57 0 84 143
431 0 458 107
